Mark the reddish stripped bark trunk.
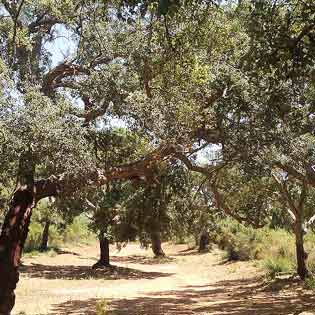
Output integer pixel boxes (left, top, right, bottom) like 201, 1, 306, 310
0, 189, 34, 315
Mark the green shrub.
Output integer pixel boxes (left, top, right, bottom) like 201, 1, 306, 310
24, 222, 42, 252
213, 219, 304, 279
215, 219, 263, 261
96, 299, 108, 315
307, 251, 315, 274
304, 276, 315, 290
63, 216, 94, 244
263, 257, 294, 279
24, 214, 95, 252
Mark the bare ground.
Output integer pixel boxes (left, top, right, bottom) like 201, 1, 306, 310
13, 243, 315, 315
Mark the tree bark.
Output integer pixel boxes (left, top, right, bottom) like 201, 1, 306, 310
40, 220, 50, 252
150, 231, 165, 257
92, 235, 110, 269
294, 219, 309, 280
0, 189, 34, 315
198, 230, 210, 252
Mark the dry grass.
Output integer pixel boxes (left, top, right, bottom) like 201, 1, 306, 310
13, 243, 315, 315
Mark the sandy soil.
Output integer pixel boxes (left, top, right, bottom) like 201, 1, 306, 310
13, 243, 315, 315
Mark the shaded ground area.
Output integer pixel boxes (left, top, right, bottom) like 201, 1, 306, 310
14, 243, 315, 315
50, 278, 315, 315
110, 255, 175, 265
20, 263, 172, 281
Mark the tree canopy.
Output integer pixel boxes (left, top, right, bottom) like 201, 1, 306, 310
1, 0, 315, 313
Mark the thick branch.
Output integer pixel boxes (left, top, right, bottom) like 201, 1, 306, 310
42, 62, 89, 95
210, 182, 265, 228
8, 0, 25, 64
298, 181, 307, 211
194, 127, 221, 144
307, 213, 315, 227
293, 23, 315, 46
274, 161, 306, 183
172, 149, 220, 178
272, 173, 299, 216
29, 16, 63, 33
35, 144, 221, 201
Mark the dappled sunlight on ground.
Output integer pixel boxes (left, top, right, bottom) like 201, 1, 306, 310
13, 243, 315, 315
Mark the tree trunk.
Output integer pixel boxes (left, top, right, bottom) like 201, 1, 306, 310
92, 235, 110, 269
294, 219, 309, 280
199, 231, 210, 252
40, 221, 50, 252
150, 231, 165, 257
0, 189, 34, 315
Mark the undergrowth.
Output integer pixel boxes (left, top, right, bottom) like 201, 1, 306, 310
212, 219, 315, 279
24, 215, 95, 253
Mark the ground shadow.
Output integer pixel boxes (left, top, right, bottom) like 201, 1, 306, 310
20, 263, 173, 281
172, 249, 210, 257
110, 255, 176, 265
55, 248, 81, 256
49, 277, 315, 315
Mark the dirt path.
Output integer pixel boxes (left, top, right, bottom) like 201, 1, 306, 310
13, 243, 315, 315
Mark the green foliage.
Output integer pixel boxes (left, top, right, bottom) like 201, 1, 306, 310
1, 0, 315, 293
215, 219, 264, 261
212, 218, 315, 280
263, 257, 295, 280
62, 216, 94, 244
120, 162, 189, 248
24, 222, 43, 252
304, 277, 315, 290
24, 214, 93, 252
96, 299, 108, 315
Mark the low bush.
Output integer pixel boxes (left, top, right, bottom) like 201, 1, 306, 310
304, 276, 315, 290
62, 216, 94, 244
24, 222, 43, 252
212, 218, 315, 279
214, 219, 264, 261
24, 215, 95, 252
263, 257, 295, 279
96, 299, 108, 315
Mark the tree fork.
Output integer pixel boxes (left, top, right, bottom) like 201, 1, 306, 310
0, 189, 34, 315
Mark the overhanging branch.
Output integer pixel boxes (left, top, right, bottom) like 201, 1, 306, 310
35, 144, 222, 201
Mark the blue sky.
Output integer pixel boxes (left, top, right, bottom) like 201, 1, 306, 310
45, 25, 78, 68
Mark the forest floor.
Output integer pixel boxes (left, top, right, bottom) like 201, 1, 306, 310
13, 242, 315, 315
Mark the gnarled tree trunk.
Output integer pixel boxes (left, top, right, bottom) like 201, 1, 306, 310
40, 220, 50, 252
0, 189, 34, 315
92, 234, 110, 269
294, 218, 308, 280
150, 231, 165, 257
198, 230, 210, 252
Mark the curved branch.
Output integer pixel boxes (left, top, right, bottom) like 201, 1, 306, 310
35, 144, 223, 201
42, 62, 89, 95
274, 161, 306, 183
210, 182, 265, 228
